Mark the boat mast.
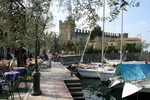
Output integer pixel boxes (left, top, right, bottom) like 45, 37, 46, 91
80, 30, 92, 63
120, 9, 123, 62
101, 0, 105, 63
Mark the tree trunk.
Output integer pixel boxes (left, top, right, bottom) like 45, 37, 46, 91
16, 46, 25, 67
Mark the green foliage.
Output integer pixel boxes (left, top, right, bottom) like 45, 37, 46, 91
65, 15, 76, 27
0, 0, 53, 50
90, 25, 102, 40
62, 37, 87, 54
63, 40, 74, 51
125, 43, 141, 52
0, 0, 53, 66
103, 43, 143, 53
85, 46, 94, 54
106, 46, 117, 53
85, 46, 100, 54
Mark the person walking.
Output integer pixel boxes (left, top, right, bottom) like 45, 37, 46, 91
48, 51, 53, 68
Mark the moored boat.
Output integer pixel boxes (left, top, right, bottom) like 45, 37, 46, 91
107, 62, 150, 99
77, 63, 116, 81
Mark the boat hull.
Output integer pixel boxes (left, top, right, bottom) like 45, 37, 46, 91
109, 80, 150, 99
78, 69, 114, 81
110, 88, 150, 100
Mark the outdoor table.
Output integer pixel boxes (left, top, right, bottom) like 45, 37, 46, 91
13, 67, 27, 76
3, 71, 20, 82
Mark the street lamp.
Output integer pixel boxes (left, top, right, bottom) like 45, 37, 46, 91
31, 9, 42, 96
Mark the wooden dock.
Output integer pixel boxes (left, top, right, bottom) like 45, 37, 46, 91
24, 61, 85, 100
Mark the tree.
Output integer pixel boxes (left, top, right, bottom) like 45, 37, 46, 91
0, 0, 27, 66
93, 36, 109, 53
139, 40, 150, 51
115, 39, 126, 52
125, 44, 135, 52
107, 46, 117, 53
90, 25, 102, 40
0, 0, 53, 66
41, 33, 54, 53
26, 0, 53, 54
94, 36, 102, 52
72, 37, 86, 55
63, 40, 74, 52
86, 45, 95, 54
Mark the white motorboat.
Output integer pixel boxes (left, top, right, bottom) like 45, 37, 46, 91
107, 62, 150, 99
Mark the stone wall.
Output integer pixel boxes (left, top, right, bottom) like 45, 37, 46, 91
59, 52, 150, 66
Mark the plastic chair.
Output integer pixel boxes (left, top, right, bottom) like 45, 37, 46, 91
0, 89, 11, 100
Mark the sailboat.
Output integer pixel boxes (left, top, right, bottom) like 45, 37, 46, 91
77, 0, 116, 81
103, 58, 122, 65
77, 62, 116, 81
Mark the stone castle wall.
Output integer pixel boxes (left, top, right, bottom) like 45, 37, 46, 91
59, 20, 128, 40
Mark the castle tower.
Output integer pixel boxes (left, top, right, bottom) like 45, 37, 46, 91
59, 19, 75, 40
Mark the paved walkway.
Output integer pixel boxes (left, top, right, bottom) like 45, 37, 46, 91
21, 61, 78, 100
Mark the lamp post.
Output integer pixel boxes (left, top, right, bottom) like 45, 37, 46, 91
53, 32, 57, 53
31, 14, 42, 96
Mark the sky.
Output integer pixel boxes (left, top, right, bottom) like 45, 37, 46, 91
50, 1, 150, 51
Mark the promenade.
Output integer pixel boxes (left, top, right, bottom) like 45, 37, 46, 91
12, 61, 80, 100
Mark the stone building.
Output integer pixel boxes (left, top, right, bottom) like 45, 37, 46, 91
108, 34, 141, 46
89, 34, 141, 49
0, 20, 15, 59
0, 26, 9, 59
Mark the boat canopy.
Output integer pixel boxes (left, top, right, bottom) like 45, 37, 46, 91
139, 64, 150, 78
114, 64, 150, 81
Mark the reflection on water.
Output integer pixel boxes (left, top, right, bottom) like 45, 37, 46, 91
79, 77, 127, 100
80, 77, 101, 90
